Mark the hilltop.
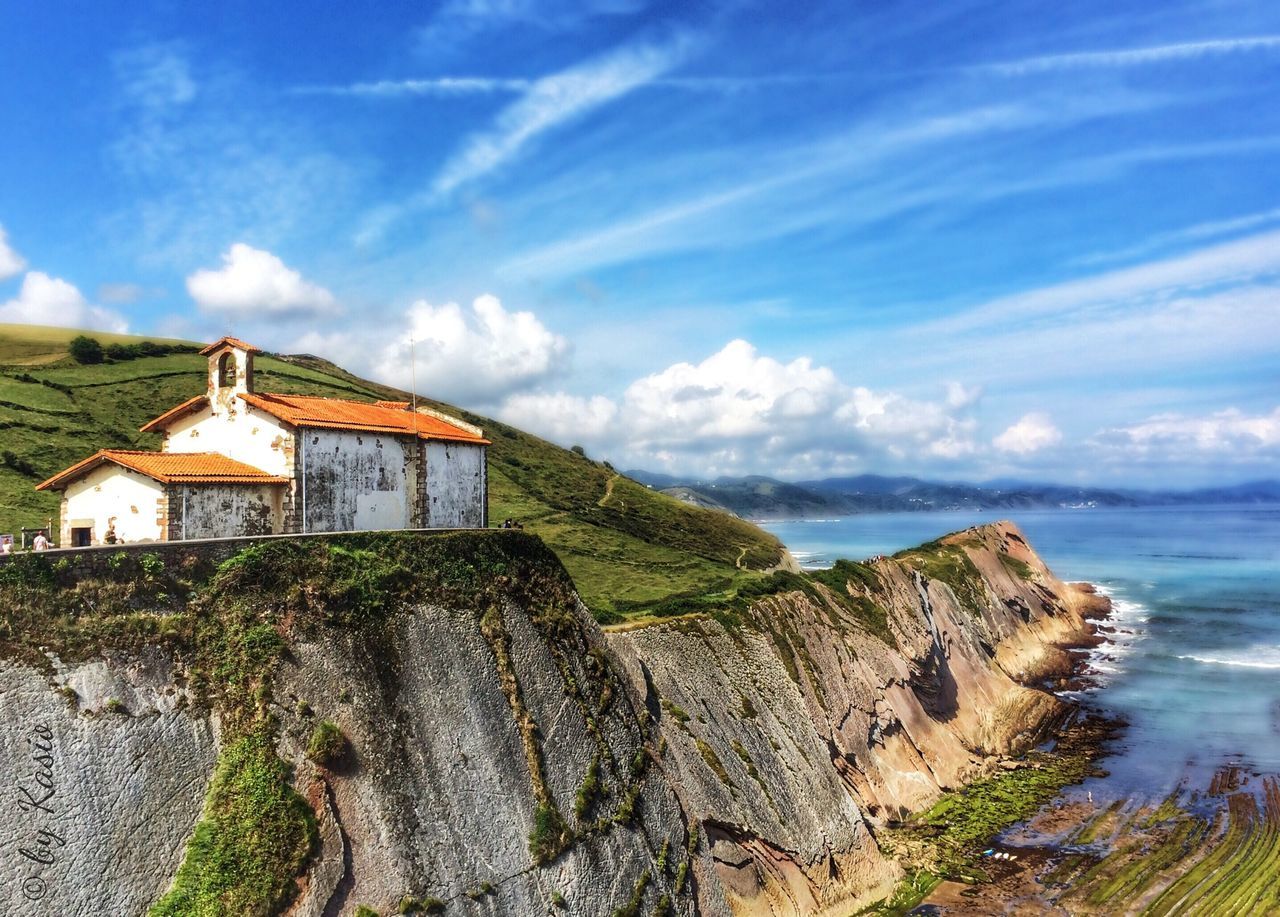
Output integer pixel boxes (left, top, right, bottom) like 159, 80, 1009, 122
0, 323, 786, 618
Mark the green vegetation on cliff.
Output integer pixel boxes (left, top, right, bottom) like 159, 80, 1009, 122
0, 530, 612, 913
0, 323, 784, 618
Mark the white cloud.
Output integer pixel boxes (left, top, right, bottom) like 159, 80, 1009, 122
98, 283, 148, 304
983, 35, 1280, 76
502, 339, 981, 476
114, 43, 197, 111
378, 295, 570, 404
500, 392, 619, 444
994, 413, 1062, 455
431, 34, 694, 198
186, 243, 340, 318
1094, 407, 1280, 457
0, 272, 127, 333
295, 77, 533, 98
0, 226, 25, 280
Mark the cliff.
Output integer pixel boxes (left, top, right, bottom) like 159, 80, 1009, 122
0, 522, 1102, 916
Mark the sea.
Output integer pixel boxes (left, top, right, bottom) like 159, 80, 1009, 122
762, 505, 1280, 802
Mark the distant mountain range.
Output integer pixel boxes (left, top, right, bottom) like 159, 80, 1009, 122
624, 471, 1280, 520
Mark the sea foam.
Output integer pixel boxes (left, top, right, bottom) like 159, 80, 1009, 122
1177, 645, 1280, 670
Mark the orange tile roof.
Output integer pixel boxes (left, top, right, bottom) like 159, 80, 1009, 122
240, 392, 490, 444
199, 336, 262, 355
37, 450, 288, 491
139, 389, 489, 444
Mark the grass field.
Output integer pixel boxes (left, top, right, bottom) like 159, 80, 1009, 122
0, 323, 786, 618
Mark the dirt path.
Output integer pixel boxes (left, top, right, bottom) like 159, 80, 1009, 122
597, 473, 619, 508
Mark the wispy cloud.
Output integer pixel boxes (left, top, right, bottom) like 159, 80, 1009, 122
299, 72, 834, 99
1072, 207, 1280, 267
416, 0, 648, 53
927, 228, 1280, 335
892, 231, 1280, 389
352, 32, 697, 243
430, 33, 696, 198
293, 77, 533, 98
981, 35, 1280, 75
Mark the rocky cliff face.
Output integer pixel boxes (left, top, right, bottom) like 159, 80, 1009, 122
0, 523, 1099, 916
604, 521, 1101, 916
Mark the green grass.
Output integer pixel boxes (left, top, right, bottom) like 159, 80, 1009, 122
0, 323, 785, 619
893, 538, 989, 617
150, 728, 318, 917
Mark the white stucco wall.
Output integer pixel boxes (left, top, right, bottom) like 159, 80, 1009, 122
163, 403, 295, 477
299, 429, 414, 533
424, 442, 487, 529
61, 466, 164, 545
176, 484, 284, 539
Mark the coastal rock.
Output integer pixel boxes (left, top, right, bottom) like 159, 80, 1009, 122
0, 521, 1096, 916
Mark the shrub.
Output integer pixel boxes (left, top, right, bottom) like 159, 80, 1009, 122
68, 335, 104, 364
105, 698, 126, 714
306, 720, 346, 765
354, 907, 380, 917
574, 756, 601, 820
528, 802, 571, 865
106, 342, 140, 361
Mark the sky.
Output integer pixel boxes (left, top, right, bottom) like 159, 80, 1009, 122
1, 0, 1278, 487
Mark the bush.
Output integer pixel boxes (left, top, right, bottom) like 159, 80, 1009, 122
68, 335, 104, 364
306, 720, 346, 765
106, 343, 140, 361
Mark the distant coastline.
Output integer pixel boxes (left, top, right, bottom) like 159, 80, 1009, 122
627, 469, 1280, 521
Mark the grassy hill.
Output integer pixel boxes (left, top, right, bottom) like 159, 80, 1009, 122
0, 324, 787, 619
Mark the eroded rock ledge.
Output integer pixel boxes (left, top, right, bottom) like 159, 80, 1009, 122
0, 522, 1101, 916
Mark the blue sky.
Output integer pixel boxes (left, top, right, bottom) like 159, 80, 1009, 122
1, 0, 1278, 486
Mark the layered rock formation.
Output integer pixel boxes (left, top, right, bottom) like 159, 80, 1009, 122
0, 522, 1100, 916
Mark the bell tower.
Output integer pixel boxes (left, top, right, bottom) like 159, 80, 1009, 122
199, 337, 260, 410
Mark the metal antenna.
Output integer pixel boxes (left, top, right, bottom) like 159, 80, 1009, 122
409, 333, 418, 414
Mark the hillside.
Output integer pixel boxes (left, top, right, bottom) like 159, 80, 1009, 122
0, 323, 786, 618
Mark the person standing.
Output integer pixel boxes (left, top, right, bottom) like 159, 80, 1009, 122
32, 531, 49, 551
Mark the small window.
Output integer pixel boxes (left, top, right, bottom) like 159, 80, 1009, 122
71, 526, 92, 547
218, 351, 235, 386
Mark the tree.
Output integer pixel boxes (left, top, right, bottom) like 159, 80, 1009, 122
68, 335, 104, 364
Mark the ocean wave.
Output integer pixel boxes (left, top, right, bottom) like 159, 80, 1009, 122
1177, 645, 1280, 670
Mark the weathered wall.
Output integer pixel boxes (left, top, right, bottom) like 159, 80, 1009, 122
0, 649, 216, 917
300, 429, 415, 533
163, 402, 295, 478
166, 482, 284, 540
60, 464, 163, 545
424, 441, 486, 529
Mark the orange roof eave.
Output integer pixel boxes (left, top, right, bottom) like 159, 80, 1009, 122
140, 394, 208, 433
199, 336, 262, 355
37, 450, 287, 491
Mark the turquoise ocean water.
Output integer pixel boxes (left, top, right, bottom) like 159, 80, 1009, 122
762, 506, 1280, 800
